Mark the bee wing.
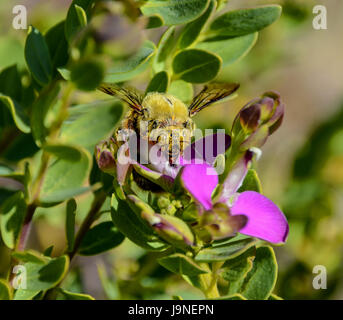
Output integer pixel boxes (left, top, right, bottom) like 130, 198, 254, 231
188, 83, 240, 116
98, 83, 144, 113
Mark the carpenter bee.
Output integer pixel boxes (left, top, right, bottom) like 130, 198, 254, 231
98, 82, 239, 164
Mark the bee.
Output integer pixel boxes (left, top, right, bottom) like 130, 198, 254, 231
98, 82, 239, 164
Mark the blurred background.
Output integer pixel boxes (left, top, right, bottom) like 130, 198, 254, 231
0, 0, 342, 299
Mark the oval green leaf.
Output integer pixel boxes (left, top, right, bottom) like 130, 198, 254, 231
158, 253, 208, 276
168, 80, 193, 104
0, 95, 30, 133
141, 0, 210, 26
172, 49, 221, 83
65, 0, 93, 43
79, 221, 125, 256
104, 41, 156, 83
24, 26, 52, 86
195, 237, 258, 262
146, 71, 169, 94
240, 246, 278, 300
178, 0, 215, 49
60, 100, 123, 153
0, 279, 13, 300
70, 59, 105, 92
196, 33, 258, 67
0, 191, 26, 249
209, 5, 282, 37
38, 147, 91, 204
111, 194, 167, 251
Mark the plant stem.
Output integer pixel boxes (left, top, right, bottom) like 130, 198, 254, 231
68, 191, 107, 260
198, 262, 221, 299
43, 191, 107, 300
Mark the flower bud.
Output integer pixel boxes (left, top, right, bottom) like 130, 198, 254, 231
232, 91, 284, 149
95, 138, 118, 175
142, 212, 195, 247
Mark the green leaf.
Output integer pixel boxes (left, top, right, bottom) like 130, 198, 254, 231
70, 59, 105, 91
65, 0, 93, 43
12, 250, 47, 264
172, 49, 221, 83
79, 221, 125, 255
30, 83, 61, 146
0, 191, 26, 249
14, 255, 69, 296
25, 26, 52, 86
0, 95, 30, 133
0, 279, 13, 300
43, 144, 83, 162
38, 147, 91, 204
221, 247, 255, 295
238, 168, 262, 193
209, 5, 282, 37
268, 293, 283, 300
14, 289, 40, 300
158, 253, 208, 276
153, 27, 175, 73
66, 199, 77, 253
146, 15, 164, 29
215, 293, 247, 300
146, 71, 169, 94
111, 194, 167, 251
104, 41, 156, 83
196, 33, 258, 67
240, 246, 278, 300
58, 288, 95, 300
60, 100, 123, 153
168, 80, 193, 104
0, 65, 22, 101
45, 21, 69, 70
141, 0, 210, 26
178, 0, 215, 49
195, 237, 258, 262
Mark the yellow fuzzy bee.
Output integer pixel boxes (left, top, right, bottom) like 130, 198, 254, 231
98, 82, 239, 162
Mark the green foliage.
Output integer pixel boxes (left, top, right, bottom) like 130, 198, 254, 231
38, 147, 91, 204
104, 41, 156, 83
238, 169, 262, 193
209, 5, 282, 36
195, 237, 258, 262
0, 95, 30, 133
196, 33, 258, 67
79, 221, 125, 255
239, 246, 278, 299
70, 59, 105, 91
14, 255, 69, 299
0, 0, 286, 300
24, 26, 52, 86
145, 71, 169, 94
158, 253, 208, 276
0, 279, 13, 300
172, 49, 221, 83
141, 0, 210, 26
0, 192, 27, 249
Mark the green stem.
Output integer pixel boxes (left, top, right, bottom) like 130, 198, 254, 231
198, 262, 222, 299
43, 191, 107, 300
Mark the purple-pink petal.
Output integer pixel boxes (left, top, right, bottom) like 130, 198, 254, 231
230, 191, 289, 244
181, 163, 218, 211
220, 151, 253, 201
